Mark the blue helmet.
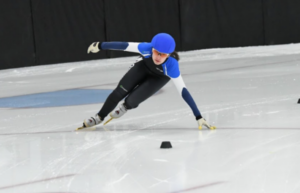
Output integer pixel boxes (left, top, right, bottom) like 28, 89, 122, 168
151, 33, 176, 54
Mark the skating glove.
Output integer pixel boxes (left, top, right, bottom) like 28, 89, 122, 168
87, 42, 100, 53
197, 118, 216, 130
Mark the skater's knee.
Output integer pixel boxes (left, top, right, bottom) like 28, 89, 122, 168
124, 98, 139, 109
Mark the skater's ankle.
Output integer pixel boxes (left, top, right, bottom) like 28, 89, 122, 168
97, 113, 104, 121
123, 103, 130, 110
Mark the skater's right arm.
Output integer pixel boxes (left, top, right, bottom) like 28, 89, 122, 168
87, 42, 152, 55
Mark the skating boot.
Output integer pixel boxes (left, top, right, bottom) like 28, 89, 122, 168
104, 103, 127, 125
76, 114, 102, 130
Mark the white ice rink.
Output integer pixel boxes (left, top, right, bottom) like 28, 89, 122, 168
0, 44, 300, 193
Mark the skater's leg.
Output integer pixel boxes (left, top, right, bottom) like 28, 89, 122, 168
98, 61, 147, 119
103, 76, 169, 125
125, 76, 170, 109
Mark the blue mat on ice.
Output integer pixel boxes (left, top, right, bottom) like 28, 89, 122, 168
0, 89, 113, 108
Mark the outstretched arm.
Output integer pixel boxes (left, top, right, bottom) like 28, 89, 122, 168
87, 42, 152, 55
171, 75, 216, 130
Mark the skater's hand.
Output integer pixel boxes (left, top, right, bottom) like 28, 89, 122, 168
197, 118, 216, 130
87, 42, 100, 54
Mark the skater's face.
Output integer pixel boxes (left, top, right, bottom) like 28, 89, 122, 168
152, 48, 169, 65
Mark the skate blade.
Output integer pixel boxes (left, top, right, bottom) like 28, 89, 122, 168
76, 126, 97, 131
76, 126, 85, 131
103, 117, 113, 125
198, 126, 216, 130
76, 123, 87, 131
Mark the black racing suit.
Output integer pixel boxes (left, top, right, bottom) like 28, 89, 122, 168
98, 57, 171, 120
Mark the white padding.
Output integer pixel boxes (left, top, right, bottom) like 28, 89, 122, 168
171, 75, 186, 94
125, 42, 140, 53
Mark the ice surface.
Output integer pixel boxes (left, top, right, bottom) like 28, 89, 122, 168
0, 44, 300, 193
